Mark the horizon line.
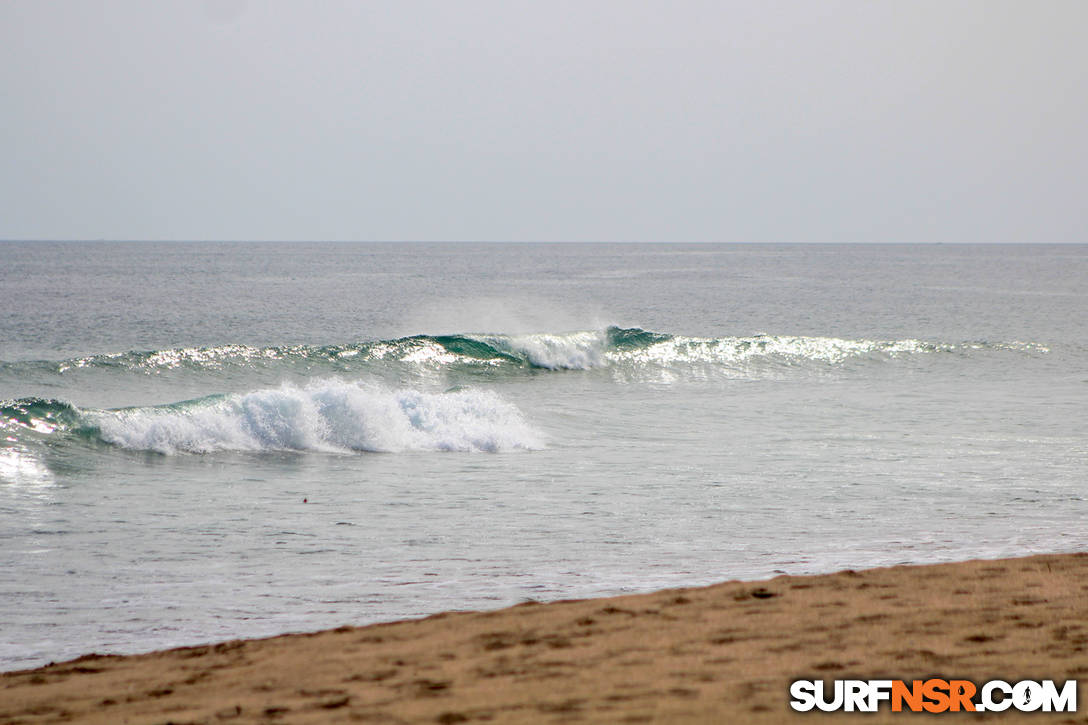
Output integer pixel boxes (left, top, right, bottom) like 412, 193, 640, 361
2, 239, 1085, 245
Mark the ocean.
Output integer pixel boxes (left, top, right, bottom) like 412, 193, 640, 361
1, 242, 1085, 671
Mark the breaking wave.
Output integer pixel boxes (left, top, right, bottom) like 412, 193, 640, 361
0, 382, 543, 455
0, 327, 1049, 376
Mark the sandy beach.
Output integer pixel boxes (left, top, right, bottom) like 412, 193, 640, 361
3, 552, 1086, 724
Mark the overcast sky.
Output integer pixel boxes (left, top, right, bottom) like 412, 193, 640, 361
1, 1, 1085, 242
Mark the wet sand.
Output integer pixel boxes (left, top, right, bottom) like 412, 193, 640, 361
3, 552, 1087, 724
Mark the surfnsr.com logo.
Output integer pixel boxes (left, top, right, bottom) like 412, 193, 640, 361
790, 679, 1077, 713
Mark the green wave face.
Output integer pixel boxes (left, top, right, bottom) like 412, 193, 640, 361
427, 335, 523, 364
605, 326, 673, 350
0, 397, 83, 433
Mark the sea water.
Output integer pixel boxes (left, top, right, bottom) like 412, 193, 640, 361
1, 242, 1085, 670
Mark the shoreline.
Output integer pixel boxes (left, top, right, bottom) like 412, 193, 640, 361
3, 552, 1087, 723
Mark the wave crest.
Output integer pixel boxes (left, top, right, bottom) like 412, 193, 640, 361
1, 327, 1049, 377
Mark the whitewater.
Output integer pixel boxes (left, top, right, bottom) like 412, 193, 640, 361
1, 242, 1086, 670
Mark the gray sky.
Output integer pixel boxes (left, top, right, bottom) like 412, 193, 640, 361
1, 0, 1085, 242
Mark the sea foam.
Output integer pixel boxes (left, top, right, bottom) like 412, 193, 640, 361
90, 381, 542, 454
473, 330, 609, 370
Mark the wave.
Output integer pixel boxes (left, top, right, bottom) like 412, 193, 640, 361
0, 382, 542, 455
0, 327, 1049, 376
